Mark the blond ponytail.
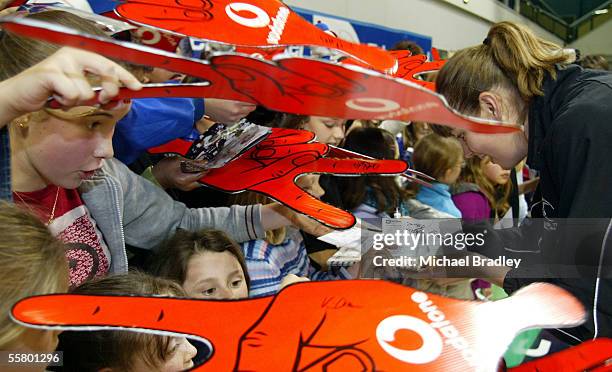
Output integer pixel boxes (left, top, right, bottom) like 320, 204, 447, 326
486, 21, 571, 99
433, 22, 570, 137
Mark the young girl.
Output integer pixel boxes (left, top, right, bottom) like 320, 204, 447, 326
338, 127, 455, 220
337, 127, 409, 219
3, 10, 326, 288
56, 272, 198, 371
148, 229, 250, 300
452, 156, 512, 221
412, 133, 464, 218
0, 202, 68, 372
272, 113, 347, 266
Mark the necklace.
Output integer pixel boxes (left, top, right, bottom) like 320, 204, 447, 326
14, 186, 60, 225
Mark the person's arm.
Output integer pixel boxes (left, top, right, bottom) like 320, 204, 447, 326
104, 159, 330, 246
112, 97, 203, 164
518, 177, 539, 195
0, 47, 141, 126
203, 99, 256, 124
103, 158, 263, 244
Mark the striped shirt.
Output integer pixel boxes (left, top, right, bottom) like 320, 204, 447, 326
242, 227, 351, 297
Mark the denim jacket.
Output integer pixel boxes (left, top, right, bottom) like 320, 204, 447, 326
79, 158, 263, 273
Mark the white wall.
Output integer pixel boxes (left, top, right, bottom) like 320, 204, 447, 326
284, 0, 563, 50
568, 19, 612, 56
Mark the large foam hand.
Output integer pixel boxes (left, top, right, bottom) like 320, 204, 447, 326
200, 128, 408, 229
12, 281, 585, 371
0, 16, 520, 134
114, 0, 397, 73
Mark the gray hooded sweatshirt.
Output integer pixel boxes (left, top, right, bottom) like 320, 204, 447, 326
78, 158, 264, 274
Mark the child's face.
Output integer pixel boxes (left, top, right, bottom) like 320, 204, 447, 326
440, 157, 464, 186
482, 159, 511, 185
303, 116, 345, 146
146, 67, 183, 83
14, 103, 130, 190
131, 337, 197, 372
412, 122, 432, 143
183, 251, 248, 300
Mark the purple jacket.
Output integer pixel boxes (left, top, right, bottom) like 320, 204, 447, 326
451, 183, 490, 220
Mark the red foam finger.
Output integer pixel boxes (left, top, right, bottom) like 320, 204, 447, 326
258, 128, 316, 146
251, 180, 356, 229
202, 149, 322, 191
305, 157, 408, 176
148, 138, 193, 156
12, 281, 586, 371
12, 293, 273, 371
2, 17, 521, 133
116, 0, 396, 73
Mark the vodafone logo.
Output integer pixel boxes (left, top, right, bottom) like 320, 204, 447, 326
376, 315, 443, 364
345, 98, 401, 113
377, 291, 477, 367
134, 28, 162, 45
225, 3, 271, 28
225, 2, 290, 44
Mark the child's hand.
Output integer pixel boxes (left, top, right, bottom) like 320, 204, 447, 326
279, 274, 309, 290
203, 128, 408, 229
0, 6, 17, 17
204, 99, 256, 124
151, 157, 207, 191
261, 203, 334, 237
0, 47, 142, 125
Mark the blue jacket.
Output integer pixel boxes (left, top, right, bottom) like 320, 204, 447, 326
113, 97, 204, 164
416, 182, 462, 218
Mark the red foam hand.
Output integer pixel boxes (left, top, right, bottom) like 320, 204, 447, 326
392, 53, 445, 91
115, 0, 396, 73
508, 338, 612, 372
342, 51, 445, 91
12, 281, 585, 371
0, 17, 520, 133
148, 138, 194, 157
200, 128, 407, 229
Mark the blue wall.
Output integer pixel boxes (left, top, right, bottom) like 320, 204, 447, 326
292, 6, 432, 53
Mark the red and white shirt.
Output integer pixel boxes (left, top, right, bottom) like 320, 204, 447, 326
14, 186, 111, 288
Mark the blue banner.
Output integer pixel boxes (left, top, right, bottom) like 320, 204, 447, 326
292, 6, 432, 54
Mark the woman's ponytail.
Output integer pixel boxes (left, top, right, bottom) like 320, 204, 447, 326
486, 21, 571, 100
432, 21, 571, 137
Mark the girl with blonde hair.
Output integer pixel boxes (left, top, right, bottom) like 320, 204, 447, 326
412, 133, 464, 218
0, 202, 68, 365
452, 156, 512, 221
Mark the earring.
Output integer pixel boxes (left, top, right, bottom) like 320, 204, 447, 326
14, 115, 30, 128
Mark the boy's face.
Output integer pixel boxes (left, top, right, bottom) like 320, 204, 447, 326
130, 337, 197, 372
183, 251, 249, 300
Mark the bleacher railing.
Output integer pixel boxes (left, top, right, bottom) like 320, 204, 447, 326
519, 0, 612, 42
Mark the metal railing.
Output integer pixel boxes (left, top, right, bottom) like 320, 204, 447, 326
519, 0, 612, 42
